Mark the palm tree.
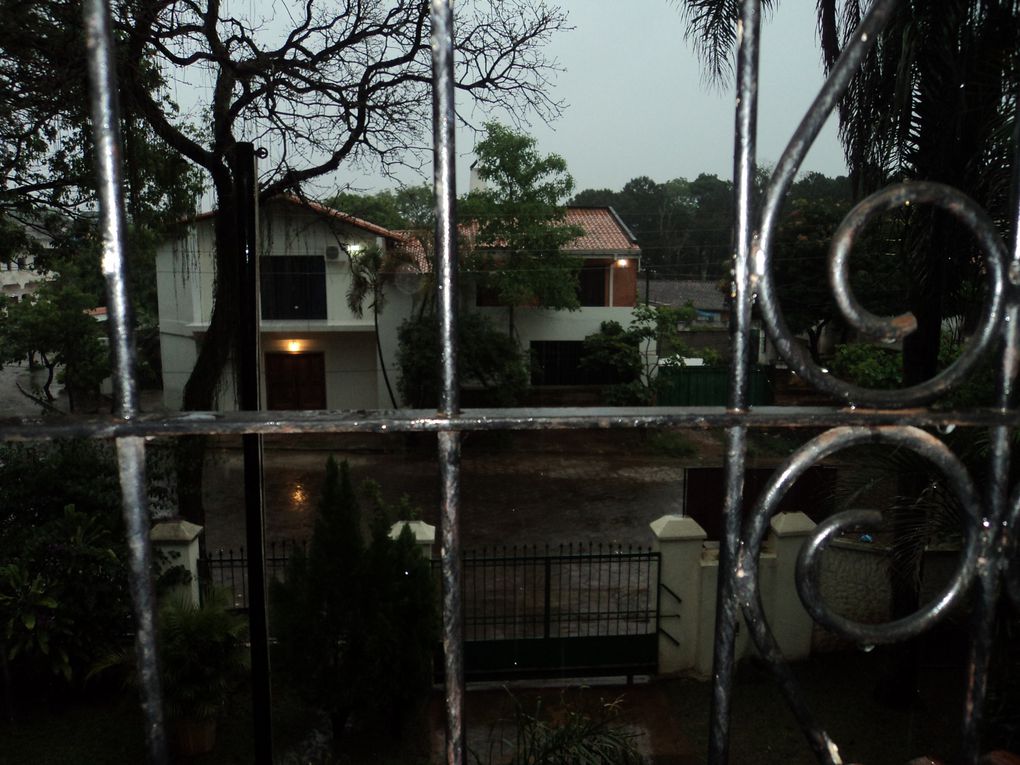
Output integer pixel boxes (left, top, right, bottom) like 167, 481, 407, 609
674, 0, 1019, 383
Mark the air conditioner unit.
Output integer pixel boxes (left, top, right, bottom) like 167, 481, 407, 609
325, 245, 340, 260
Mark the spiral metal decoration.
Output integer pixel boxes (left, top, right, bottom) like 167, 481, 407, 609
709, 0, 1020, 763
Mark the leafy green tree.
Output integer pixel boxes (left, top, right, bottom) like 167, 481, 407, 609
0, 440, 131, 713
573, 173, 733, 280
830, 342, 903, 390
0, 280, 108, 411
461, 122, 584, 334
0, 0, 200, 223
580, 304, 699, 404
396, 312, 528, 408
346, 245, 424, 408
675, 0, 1019, 385
327, 184, 434, 231
272, 458, 364, 738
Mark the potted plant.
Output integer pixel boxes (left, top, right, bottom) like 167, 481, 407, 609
92, 589, 248, 756
157, 589, 249, 755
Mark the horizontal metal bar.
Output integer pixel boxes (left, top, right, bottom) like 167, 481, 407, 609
2, 406, 1018, 440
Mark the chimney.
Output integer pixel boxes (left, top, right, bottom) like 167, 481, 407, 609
469, 160, 487, 193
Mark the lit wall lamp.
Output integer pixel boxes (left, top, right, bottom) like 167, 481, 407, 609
287, 340, 302, 353
615, 258, 630, 268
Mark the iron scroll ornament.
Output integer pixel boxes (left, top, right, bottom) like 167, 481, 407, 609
756, 181, 1008, 408
721, 0, 1017, 762
734, 426, 985, 765
746, 0, 1010, 409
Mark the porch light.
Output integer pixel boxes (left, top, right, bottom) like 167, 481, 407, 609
287, 340, 302, 353
615, 258, 629, 268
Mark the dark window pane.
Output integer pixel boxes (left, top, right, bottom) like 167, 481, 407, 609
260, 256, 326, 320
531, 340, 589, 385
577, 263, 607, 306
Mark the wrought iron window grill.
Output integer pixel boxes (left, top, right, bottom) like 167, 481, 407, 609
2, 0, 1018, 763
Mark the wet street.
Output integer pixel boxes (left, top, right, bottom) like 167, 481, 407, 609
200, 432, 704, 555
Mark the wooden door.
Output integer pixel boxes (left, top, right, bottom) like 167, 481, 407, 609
264, 352, 326, 410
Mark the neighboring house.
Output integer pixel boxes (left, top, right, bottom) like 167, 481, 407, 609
157, 195, 412, 411
647, 279, 728, 325
646, 278, 765, 363
156, 198, 641, 409
469, 206, 641, 386
0, 222, 53, 303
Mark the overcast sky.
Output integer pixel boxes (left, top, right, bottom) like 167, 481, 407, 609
343, 1, 849, 196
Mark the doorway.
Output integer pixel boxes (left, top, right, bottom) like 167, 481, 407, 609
264, 352, 326, 410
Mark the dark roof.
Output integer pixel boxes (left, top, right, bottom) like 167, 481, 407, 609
647, 280, 727, 312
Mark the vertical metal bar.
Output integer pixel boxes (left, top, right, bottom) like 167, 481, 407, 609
543, 556, 552, 639
709, 2, 760, 763
961, 86, 1020, 764
81, 2, 166, 762
233, 142, 274, 764
431, 1, 463, 756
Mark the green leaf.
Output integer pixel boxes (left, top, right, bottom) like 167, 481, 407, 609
21, 612, 35, 630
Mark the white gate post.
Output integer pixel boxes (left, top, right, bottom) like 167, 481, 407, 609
150, 518, 203, 604
651, 514, 707, 673
768, 511, 816, 661
390, 519, 437, 558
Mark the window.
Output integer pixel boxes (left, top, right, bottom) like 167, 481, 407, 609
530, 340, 612, 385
260, 256, 326, 320
577, 262, 607, 306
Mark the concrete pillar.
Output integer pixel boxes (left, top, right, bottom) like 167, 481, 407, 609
390, 519, 437, 559
768, 511, 816, 661
650, 514, 707, 673
150, 518, 203, 604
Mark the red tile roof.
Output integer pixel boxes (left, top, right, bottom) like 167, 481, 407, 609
561, 207, 639, 252
389, 206, 639, 272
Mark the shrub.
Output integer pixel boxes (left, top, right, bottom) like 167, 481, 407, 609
397, 312, 528, 407
476, 692, 644, 765
0, 505, 131, 694
272, 458, 438, 740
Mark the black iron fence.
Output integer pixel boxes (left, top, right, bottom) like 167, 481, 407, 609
201, 540, 306, 611
451, 544, 660, 680
454, 544, 658, 641
203, 541, 659, 651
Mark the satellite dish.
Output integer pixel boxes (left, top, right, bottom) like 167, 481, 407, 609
394, 262, 423, 295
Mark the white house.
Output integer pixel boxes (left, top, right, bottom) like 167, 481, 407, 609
0, 221, 54, 303
156, 198, 642, 410
157, 195, 412, 411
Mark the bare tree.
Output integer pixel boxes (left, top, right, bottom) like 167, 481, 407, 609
113, 0, 569, 521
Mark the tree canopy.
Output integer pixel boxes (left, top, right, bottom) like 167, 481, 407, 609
461, 122, 583, 316
674, 0, 1020, 385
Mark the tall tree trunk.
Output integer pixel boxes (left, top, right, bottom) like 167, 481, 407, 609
177, 169, 241, 527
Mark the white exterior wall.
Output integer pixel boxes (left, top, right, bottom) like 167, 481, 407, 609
156, 201, 399, 411
0, 256, 45, 301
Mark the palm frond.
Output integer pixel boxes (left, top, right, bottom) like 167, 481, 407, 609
670, 0, 777, 86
